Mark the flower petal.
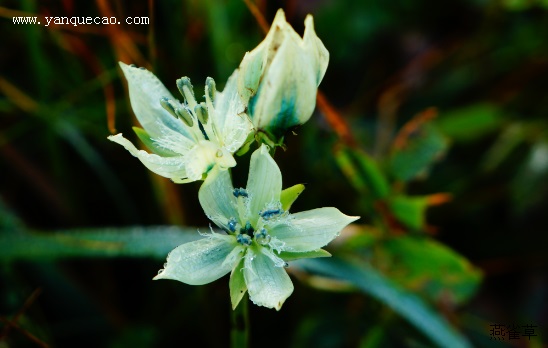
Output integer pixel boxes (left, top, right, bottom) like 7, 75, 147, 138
246, 145, 282, 224
303, 15, 329, 86
243, 246, 293, 310
237, 10, 285, 102
211, 70, 254, 153
119, 62, 193, 140
154, 234, 238, 285
199, 168, 238, 230
132, 127, 178, 157
108, 133, 187, 181
269, 207, 359, 252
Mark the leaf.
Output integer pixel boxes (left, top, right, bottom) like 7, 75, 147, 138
335, 146, 390, 199
390, 124, 448, 182
279, 249, 331, 261
229, 258, 247, 310
387, 195, 429, 231
435, 104, 502, 142
481, 123, 525, 172
381, 236, 483, 305
510, 140, 548, 214
295, 257, 472, 348
0, 226, 202, 261
0, 197, 25, 233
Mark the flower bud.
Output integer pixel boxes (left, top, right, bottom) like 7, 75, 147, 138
238, 9, 329, 145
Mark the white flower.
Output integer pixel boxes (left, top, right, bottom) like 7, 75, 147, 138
109, 62, 253, 183
154, 145, 359, 310
238, 9, 329, 146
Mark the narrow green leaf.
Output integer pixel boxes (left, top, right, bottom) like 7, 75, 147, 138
296, 257, 472, 348
0, 226, 201, 261
335, 146, 390, 199
435, 104, 502, 142
510, 141, 548, 214
229, 258, 247, 310
279, 249, 331, 261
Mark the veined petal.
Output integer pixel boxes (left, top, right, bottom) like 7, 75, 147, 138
246, 145, 282, 224
237, 10, 282, 102
249, 32, 317, 138
199, 168, 238, 230
243, 246, 293, 310
119, 62, 193, 140
133, 127, 178, 157
303, 15, 329, 86
211, 70, 254, 153
153, 123, 197, 155
184, 141, 236, 182
269, 207, 359, 252
154, 234, 238, 285
108, 134, 187, 181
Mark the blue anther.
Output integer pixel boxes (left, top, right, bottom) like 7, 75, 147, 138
227, 218, 237, 233
259, 208, 283, 220
236, 233, 252, 246
233, 188, 249, 198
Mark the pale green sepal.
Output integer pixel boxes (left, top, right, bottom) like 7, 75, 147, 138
243, 246, 293, 311
132, 127, 178, 157
269, 207, 359, 252
154, 234, 237, 285
246, 144, 282, 224
279, 249, 331, 261
280, 184, 305, 211
229, 258, 247, 310
198, 169, 238, 230
108, 133, 187, 181
119, 62, 191, 140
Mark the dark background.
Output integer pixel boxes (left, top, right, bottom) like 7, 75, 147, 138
1, 0, 547, 347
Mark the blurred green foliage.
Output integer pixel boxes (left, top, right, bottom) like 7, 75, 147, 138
1, 0, 547, 347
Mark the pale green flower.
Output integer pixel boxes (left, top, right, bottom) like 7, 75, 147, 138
238, 9, 329, 146
109, 62, 253, 183
154, 144, 358, 310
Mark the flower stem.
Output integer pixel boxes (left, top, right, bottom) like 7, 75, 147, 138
231, 294, 249, 348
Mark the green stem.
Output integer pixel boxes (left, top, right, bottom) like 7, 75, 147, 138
231, 294, 249, 348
